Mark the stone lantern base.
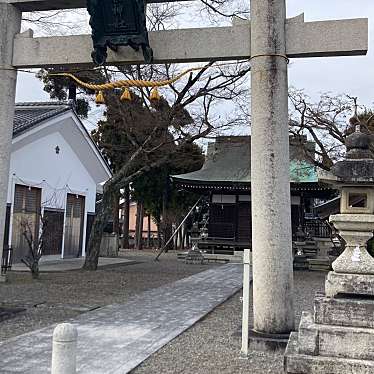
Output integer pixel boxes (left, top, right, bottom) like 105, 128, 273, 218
284, 278, 374, 373
284, 213, 374, 373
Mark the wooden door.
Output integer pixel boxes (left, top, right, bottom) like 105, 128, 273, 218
12, 184, 41, 263
43, 210, 64, 256
291, 205, 300, 239
208, 203, 236, 239
237, 202, 251, 242
64, 194, 85, 258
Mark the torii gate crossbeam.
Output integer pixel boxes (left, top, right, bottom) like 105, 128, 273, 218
12, 16, 368, 68
7, 0, 186, 11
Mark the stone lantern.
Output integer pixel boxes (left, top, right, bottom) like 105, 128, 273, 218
324, 123, 374, 281
285, 121, 374, 373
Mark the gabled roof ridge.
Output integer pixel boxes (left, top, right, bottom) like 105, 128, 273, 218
15, 101, 71, 107
12, 102, 113, 180
13, 102, 72, 137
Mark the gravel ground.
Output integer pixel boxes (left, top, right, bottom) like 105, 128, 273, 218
132, 270, 326, 374
0, 250, 219, 342
1, 252, 326, 373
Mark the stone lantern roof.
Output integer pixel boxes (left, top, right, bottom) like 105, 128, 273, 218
331, 122, 374, 184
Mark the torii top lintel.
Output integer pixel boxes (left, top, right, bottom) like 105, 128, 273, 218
12, 14, 368, 68
6, 0, 186, 11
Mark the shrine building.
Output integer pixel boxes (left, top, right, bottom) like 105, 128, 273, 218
171, 136, 334, 253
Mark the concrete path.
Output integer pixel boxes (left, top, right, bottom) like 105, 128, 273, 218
11, 256, 135, 272
0, 264, 244, 373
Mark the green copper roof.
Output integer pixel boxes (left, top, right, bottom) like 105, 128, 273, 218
172, 136, 318, 185
289, 160, 318, 183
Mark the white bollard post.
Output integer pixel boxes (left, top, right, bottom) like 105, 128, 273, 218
51, 323, 78, 374
241, 249, 251, 357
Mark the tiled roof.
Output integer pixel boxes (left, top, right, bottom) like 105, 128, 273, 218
13, 102, 72, 137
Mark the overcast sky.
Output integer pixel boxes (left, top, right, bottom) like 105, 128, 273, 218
16, 0, 373, 110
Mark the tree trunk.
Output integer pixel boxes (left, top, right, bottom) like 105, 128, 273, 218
113, 189, 120, 235
83, 186, 113, 270
181, 223, 186, 250
135, 201, 144, 250
122, 185, 130, 249
147, 214, 151, 248
161, 183, 173, 252
31, 261, 39, 279
134, 203, 140, 249
163, 220, 173, 253
157, 221, 162, 248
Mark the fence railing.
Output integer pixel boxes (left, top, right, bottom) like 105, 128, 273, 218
304, 220, 331, 238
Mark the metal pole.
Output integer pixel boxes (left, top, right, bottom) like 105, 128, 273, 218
154, 197, 201, 261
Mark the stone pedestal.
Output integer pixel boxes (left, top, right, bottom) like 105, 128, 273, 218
185, 249, 205, 265
100, 233, 119, 257
293, 241, 308, 270
285, 214, 374, 373
329, 214, 374, 274
285, 289, 374, 373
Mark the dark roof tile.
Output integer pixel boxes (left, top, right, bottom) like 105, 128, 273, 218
13, 102, 72, 137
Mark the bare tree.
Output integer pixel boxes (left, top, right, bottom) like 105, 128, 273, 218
30, 2, 251, 270
196, 0, 249, 22
21, 9, 88, 36
288, 89, 373, 171
20, 216, 47, 279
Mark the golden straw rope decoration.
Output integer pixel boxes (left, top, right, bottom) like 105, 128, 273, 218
49, 66, 204, 104
48, 61, 247, 105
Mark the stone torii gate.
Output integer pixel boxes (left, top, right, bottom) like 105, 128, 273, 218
0, 0, 368, 341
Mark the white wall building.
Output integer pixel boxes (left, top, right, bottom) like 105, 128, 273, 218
5, 102, 112, 262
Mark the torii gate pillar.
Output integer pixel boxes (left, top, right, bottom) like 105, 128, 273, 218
250, 0, 295, 338
0, 4, 20, 282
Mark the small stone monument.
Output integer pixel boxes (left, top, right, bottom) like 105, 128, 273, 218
100, 232, 119, 257
293, 225, 308, 270
285, 121, 374, 373
185, 222, 205, 265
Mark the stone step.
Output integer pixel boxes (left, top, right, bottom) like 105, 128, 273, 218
177, 251, 242, 263
298, 312, 374, 360
285, 332, 374, 374
307, 258, 331, 272
314, 294, 374, 329
203, 253, 242, 263
294, 263, 309, 271
308, 266, 331, 272
308, 258, 330, 264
